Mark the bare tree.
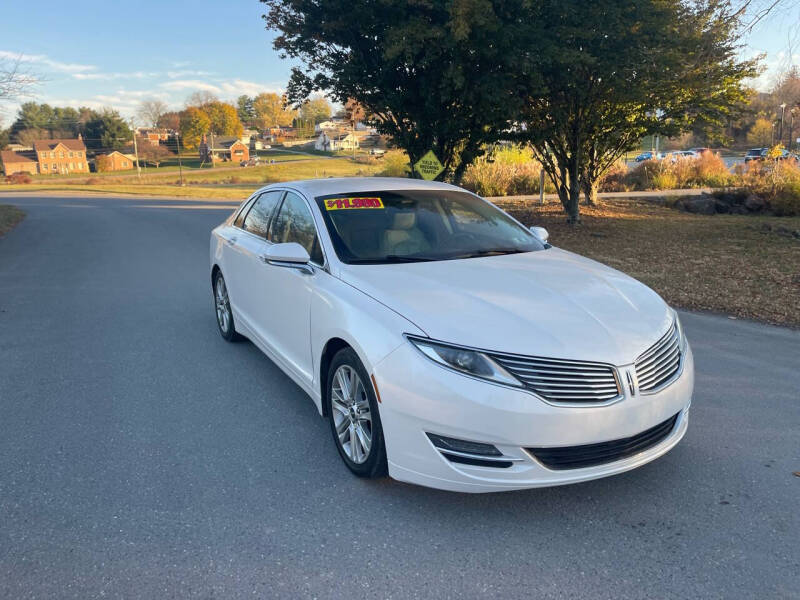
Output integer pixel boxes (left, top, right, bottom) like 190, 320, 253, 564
185, 91, 219, 109
136, 100, 169, 127
0, 55, 38, 113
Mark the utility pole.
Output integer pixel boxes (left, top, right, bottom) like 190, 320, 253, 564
779, 103, 787, 146
176, 132, 184, 186
131, 121, 142, 179
210, 131, 215, 168
789, 108, 796, 152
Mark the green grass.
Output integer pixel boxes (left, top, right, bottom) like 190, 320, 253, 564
0, 204, 25, 235
0, 156, 384, 199
122, 157, 380, 185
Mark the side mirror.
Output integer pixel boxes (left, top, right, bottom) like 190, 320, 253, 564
262, 242, 312, 272
530, 226, 549, 244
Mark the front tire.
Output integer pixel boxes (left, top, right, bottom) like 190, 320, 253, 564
213, 271, 242, 342
326, 348, 387, 478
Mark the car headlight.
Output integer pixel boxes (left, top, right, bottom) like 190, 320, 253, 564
407, 336, 521, 386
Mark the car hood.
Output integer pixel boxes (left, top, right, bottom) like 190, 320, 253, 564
339, 248, 672, 365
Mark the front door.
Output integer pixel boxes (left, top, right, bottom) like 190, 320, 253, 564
246, 191, 325, 383
224, 190, 284, 328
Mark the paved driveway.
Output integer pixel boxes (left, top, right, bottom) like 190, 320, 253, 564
0, 194, 797, 599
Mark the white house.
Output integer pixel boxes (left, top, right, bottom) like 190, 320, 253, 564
337, 133, 360, 151
314, 132, 336, 152
315, 120, 339, 132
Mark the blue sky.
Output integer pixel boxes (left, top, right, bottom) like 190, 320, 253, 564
0, 0, 797, 124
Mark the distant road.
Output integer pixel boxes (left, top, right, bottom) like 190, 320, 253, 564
0, 193, 797, 599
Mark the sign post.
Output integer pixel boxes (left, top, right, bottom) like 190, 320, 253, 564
413, 150, 445, 181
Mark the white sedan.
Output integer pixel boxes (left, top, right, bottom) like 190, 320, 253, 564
210, 178, 693, 492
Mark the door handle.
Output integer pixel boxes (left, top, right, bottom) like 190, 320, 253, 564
225, 236, 237, 246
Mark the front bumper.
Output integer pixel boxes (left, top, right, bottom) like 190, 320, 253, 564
373, 342, 694, 493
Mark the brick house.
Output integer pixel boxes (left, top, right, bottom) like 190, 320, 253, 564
198, 135, 249, 163
0, 150, 39, 175
95, 151, 138, 172
33, 138, 89, 175
136, 128, 171, 146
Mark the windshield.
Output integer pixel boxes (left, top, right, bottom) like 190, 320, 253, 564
315, 189, 545, 264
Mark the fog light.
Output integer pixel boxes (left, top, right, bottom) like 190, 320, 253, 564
427, 433, 502, 456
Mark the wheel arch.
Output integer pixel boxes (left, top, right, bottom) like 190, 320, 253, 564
211, 264, 221, 290
318, 337, 353, 418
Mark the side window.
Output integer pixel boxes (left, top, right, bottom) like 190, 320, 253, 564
269, 192, 324, 264
234, 196, 257, 228
241, 191, 283, 237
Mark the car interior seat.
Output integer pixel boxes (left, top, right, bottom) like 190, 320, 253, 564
381, 212, 432, 256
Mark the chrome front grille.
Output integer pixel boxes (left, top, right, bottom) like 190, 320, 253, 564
489, 353, 621, 404
635, 321, 682, 392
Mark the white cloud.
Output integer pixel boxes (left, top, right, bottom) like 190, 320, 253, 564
218, 79, 283, 96
159, 79, 223, 93
0, 50, 96, 74
166, 69, 212, 79
73, 71, 159, 81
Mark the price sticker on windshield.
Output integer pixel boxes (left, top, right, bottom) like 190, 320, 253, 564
325, 197, 384, 210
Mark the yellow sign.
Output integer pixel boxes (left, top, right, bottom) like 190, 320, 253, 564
325, 197, 384, 210
414, 150, 444, 181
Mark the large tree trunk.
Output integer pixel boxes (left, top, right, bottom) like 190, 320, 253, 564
565, 146, 581, 224
582, 178, 598, 206
566, 175, 581, 223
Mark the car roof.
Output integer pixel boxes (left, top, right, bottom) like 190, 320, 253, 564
261, 177, 463, 198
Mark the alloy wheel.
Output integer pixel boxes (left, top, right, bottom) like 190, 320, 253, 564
215, 276, 231, 334
330, 364, 373, 464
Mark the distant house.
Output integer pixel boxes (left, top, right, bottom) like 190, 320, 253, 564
95, 151, 138, 172
136, 128, 171, 146
32, 137, 89, 175
337, 133, 360, 151
198, 135, 249, 163
315, 120, 339, 132
240, 129, 259, 146
1, 150, 38, 175
314, 132, 336, 152
314, 132, 360, 152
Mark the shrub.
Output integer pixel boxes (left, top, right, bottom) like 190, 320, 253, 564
624, 152, 732, 190
377, 151, 411, 177
597, 159, 629, 192
5, 173, 32, 184
771, 180, 800, 216
461, 145, 545, 196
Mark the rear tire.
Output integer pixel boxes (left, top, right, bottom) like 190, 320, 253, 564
213, 271, 242, 342
326, 348, 387, 478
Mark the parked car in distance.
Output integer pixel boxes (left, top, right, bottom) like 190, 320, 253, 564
773, 148, 798, 161
209, 178, 694, 492
240, 157, 261, 167
634, 151, 658, 162
689, 147, 710, 154
368, 148, 385, 156
744, 147, 767, 162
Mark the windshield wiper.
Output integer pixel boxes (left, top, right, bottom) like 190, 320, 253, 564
449, 248, 529, 259
349, 255, 438, 264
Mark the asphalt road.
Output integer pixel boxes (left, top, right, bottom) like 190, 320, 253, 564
0, 194, 798, 599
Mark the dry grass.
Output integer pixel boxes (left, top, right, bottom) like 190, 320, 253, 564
497, 198, 800, 327
0, 205, 25, 236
